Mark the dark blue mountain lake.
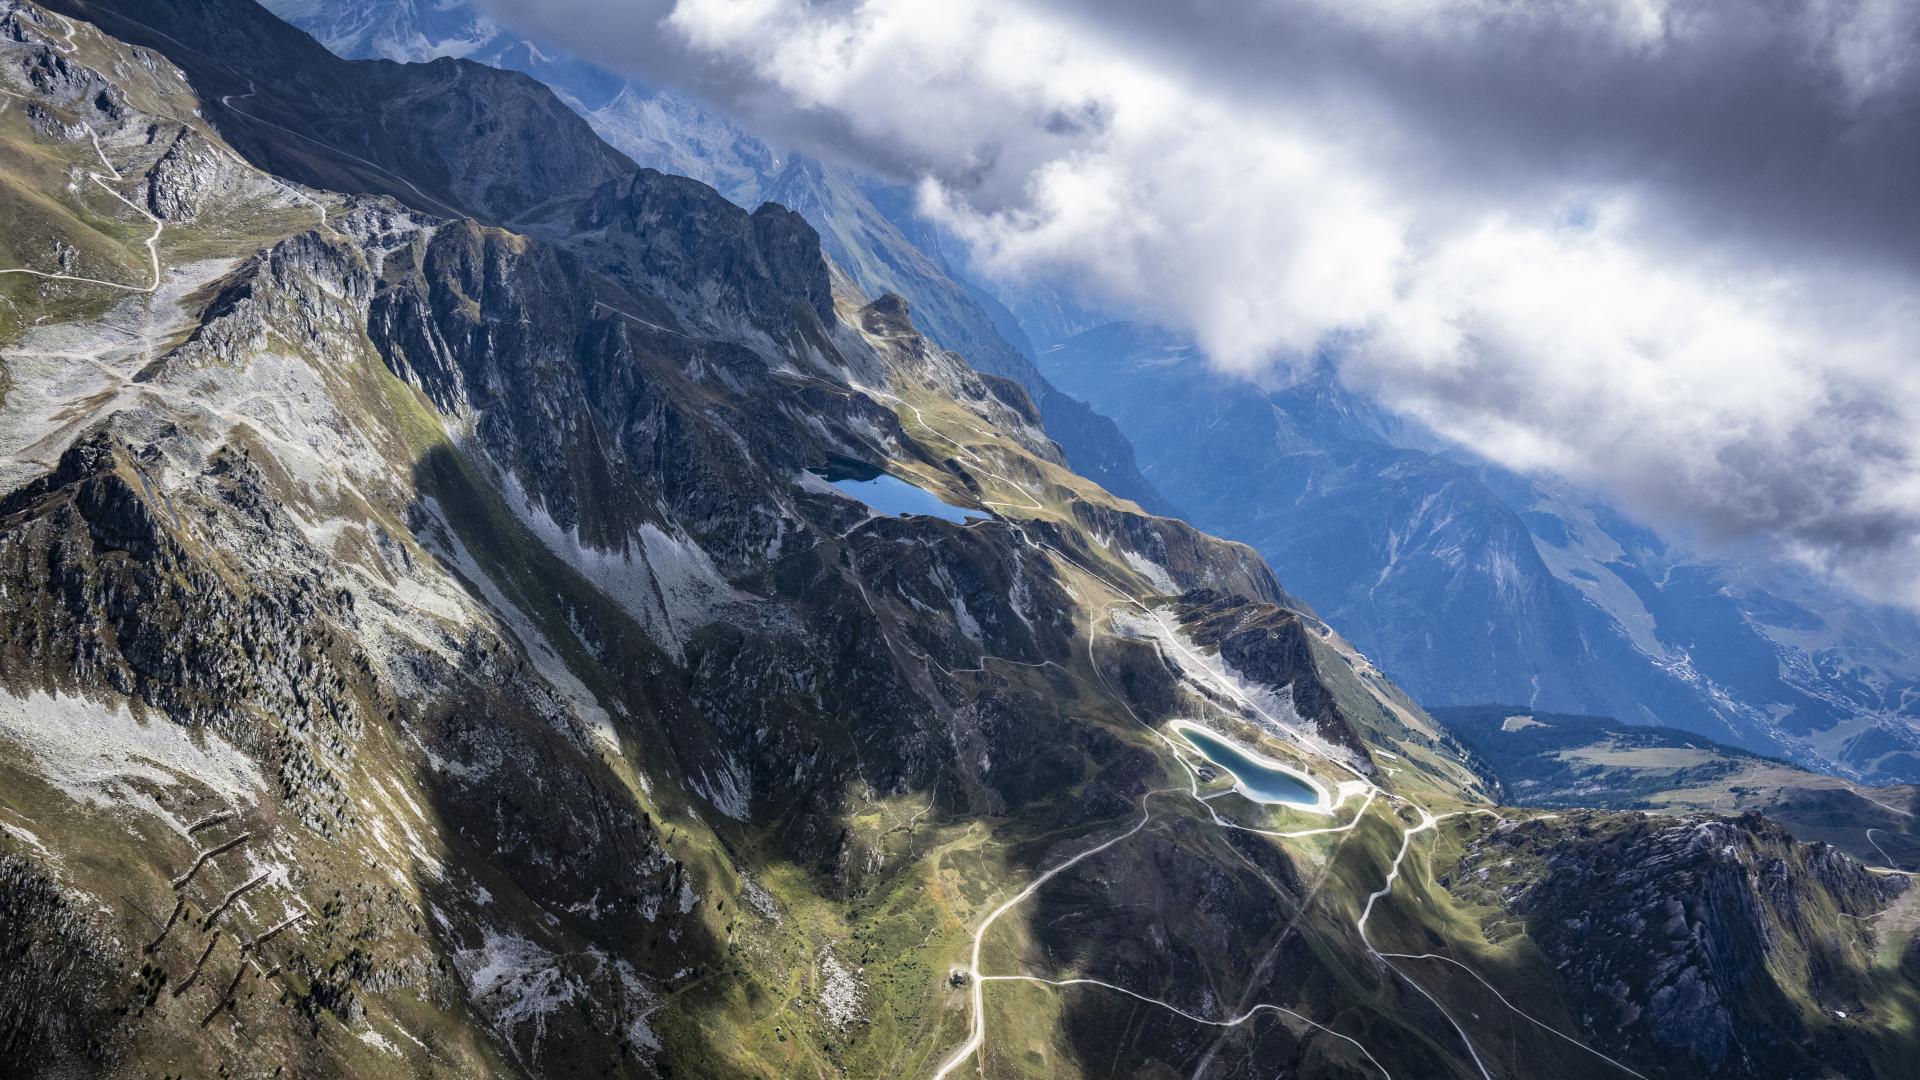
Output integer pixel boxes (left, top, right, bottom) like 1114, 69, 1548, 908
1177, 724, 1322, 807
815, 465, 986, 525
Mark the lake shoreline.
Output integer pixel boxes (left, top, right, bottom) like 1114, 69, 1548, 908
1167, 718, 1336, 815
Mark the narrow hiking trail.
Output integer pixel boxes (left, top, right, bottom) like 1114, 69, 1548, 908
0, 121, 163, 293
977, 973, 1392, 1076
217, 82, 466, 220
851, 379, 1049, 515
1, 77, 331, 300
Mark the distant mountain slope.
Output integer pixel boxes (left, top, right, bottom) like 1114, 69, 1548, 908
55, 0, 633, 225
1433, 704, 1920, 871
258, 0, 1174, 515
1038, 322, 1920, 782
254, 0, 497, 61
752, 160, 1172, 514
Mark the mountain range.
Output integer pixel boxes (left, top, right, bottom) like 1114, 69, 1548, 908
1037, 323, 1920, 784
261, 0, 1174, 519
0, 1, 1916, 1077
263, 0, 1920, 795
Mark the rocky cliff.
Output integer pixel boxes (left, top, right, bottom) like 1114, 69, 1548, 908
1447, 812, 1902, 1078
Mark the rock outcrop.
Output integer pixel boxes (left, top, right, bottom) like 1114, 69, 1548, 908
1450, 810, 1902, 1078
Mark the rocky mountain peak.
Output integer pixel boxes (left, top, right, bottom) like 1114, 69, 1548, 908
860, 290, 914, 333
572, 168, 834, 336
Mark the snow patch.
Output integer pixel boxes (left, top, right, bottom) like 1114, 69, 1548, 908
1111, 609, 1368, 777
690, 754, 751, 822
0, 819, 51, 858
930, 564, 982, 642
418, 497, 620, 754
498, 473, 741, 659
453, 929, 580, 1056
1122, 549, 1178, 594
0, 690, 264, 829
1006, 558, 1036, 630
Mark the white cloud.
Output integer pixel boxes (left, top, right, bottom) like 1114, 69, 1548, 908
479, 0, 1920, 604
1810, 0, 1920, 105
1351, 202, 1920, 593
919, 100, 1409, 372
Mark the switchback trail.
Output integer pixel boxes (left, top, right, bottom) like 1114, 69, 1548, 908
923, 503, 1647, 1079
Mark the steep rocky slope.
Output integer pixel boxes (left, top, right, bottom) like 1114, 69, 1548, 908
752, 159, 1172, 516
1, 4, 1915, 1078
53, 0, 633, 225
257, 0, 1175, 516
1442, 812, 1898, 1079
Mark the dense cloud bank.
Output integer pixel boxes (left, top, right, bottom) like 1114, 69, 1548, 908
479, 0, 1920, 604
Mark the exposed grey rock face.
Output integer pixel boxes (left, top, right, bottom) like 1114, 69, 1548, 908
1173, 590, 1371, 762
21, 99, 75, 138
584, 80, 779, 206
1, 431, 371, 832
757, 158, 1176, 515
143, 127, 222, 220
0, 54, 1234, 1063
6, 3, 121, 131
51, 0, 633, 224
0, 854, 115, 1070
259, 0, 1175, 515
260, 0, 497, 66
1452, 810, 1901, 1078
372, 56, 635, 223
572, 168, 835, 336
0, 190, 703, 1068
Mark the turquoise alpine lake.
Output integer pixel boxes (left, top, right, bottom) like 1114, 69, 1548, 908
1177, 724, 1322, 807
818, 468, 986, 525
